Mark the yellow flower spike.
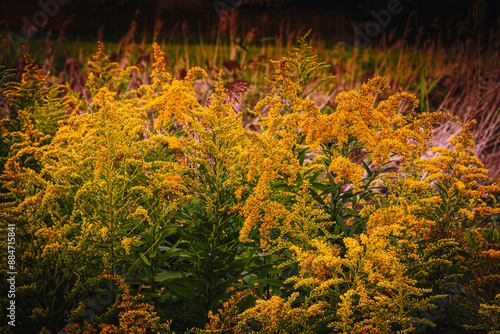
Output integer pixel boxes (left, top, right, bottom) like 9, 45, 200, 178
234, 187, 244, 201
99, 227, 109, 239
121, 236, 139, 255
214, 70, 226, 95
328, 156, 365, 189
184, 66, 207, 91
151, 42, 172, 84
94, 41, 106, 60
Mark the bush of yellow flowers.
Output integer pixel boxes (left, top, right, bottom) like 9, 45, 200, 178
0, 32, 499, 333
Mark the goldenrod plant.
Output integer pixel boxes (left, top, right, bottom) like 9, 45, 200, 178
202, 34, 500, 334
0, 34, 499, 334
0, 43, 181, 332
59, 275, 175, 334
0, 49, 82, 331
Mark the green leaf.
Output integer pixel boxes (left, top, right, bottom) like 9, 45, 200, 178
428, 76, 442, 94
155, 270, 183, 282
361, 160, 372, 177
140, 253, 151, 266
250, 277, 288, 289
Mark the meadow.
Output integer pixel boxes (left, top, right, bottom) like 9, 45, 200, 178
5, 15, 499, 180
0, 16, 499, 333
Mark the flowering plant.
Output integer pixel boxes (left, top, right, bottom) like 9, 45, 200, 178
0, 34, 498, 334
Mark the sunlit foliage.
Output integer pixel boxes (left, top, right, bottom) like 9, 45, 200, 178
0, 33, 498, 334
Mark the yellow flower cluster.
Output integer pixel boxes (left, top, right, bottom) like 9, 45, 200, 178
61, 275, 174, 334
205, 289, 256, 332
3, 37, 500, 334
301, 77, 449, 166
121, 236, 141, 255
234, 292, 329, 334
328, 155, 365, 191
416, 120, 500, 227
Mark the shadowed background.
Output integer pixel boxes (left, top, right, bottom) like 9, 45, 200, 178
2, 0, 499, 44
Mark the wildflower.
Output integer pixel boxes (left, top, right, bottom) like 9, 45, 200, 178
99, 227, 109, 239
328, 155, 365, 190
121, 237, 136, 255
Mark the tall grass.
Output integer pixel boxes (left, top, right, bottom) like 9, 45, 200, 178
1, 10, 499, 179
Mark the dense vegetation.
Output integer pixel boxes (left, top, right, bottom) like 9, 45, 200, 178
0, 27, 499, 333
